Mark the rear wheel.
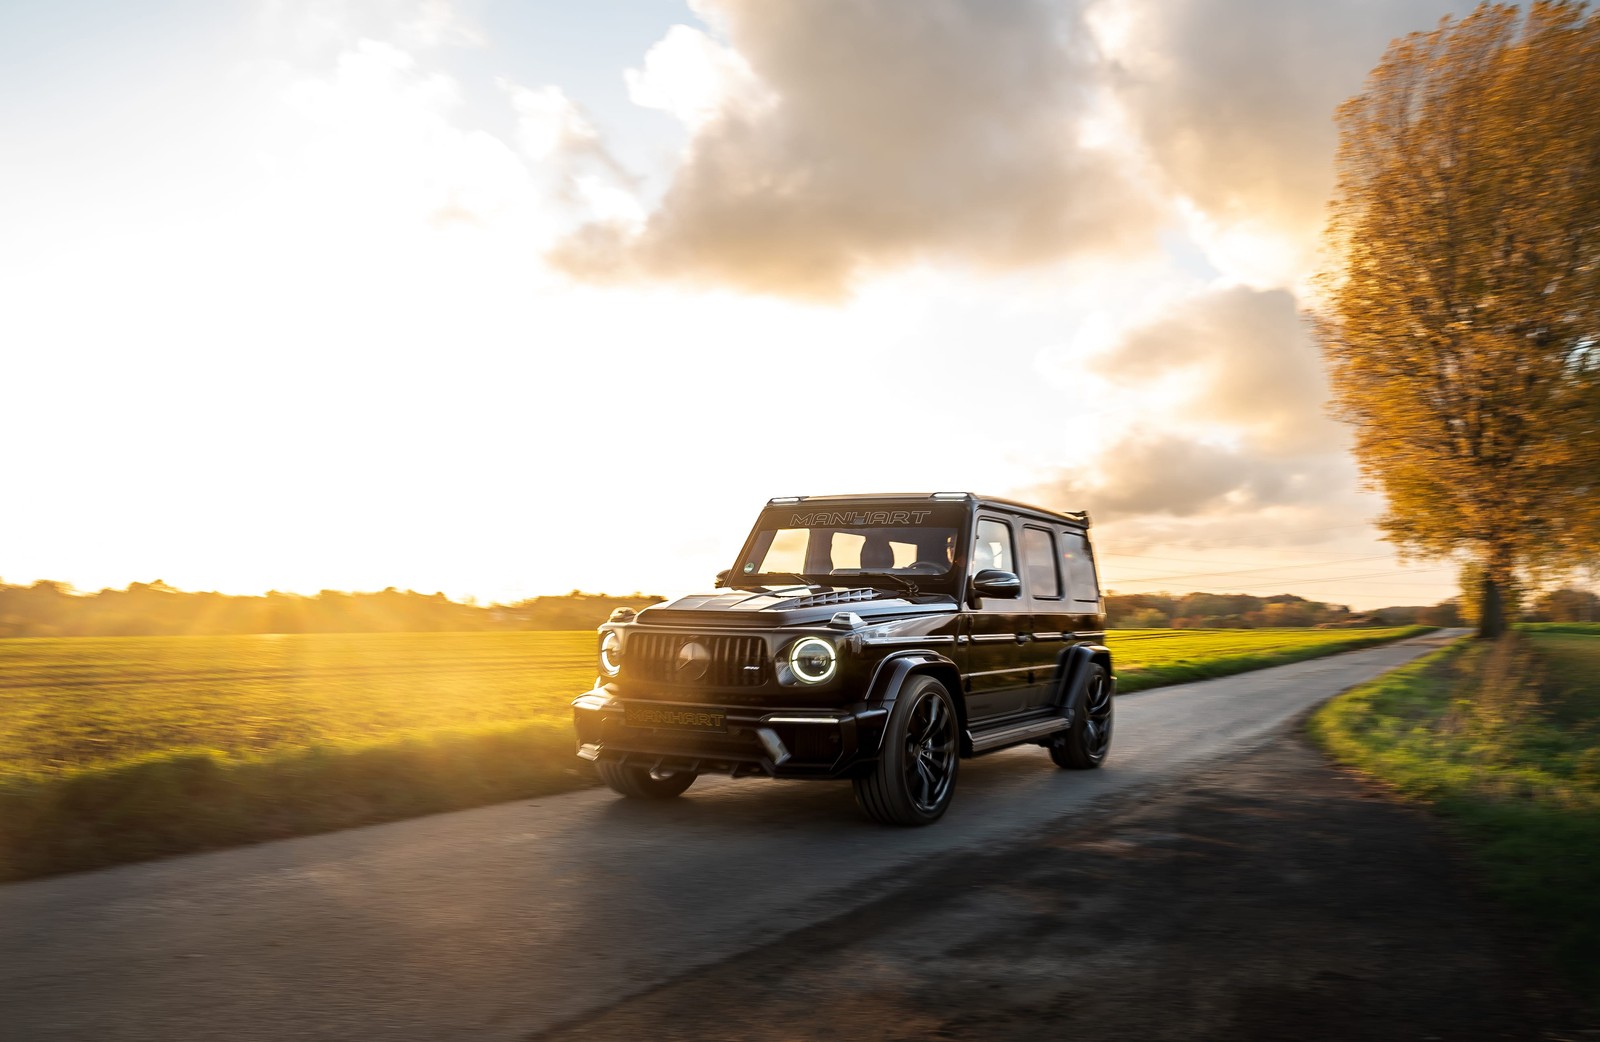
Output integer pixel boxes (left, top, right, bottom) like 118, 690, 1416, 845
595, 760, 698, 799
1050, 663, 1113, 770
854, 676, 960, 826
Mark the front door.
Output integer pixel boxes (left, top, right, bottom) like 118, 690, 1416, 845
961, 516, 1032, 723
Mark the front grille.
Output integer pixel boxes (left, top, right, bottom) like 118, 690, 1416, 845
627, 632, 770, 687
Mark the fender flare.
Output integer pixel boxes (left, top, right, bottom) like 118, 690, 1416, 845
1052, 643, 1114, 726
859, 650, 964, 752
866, 649, 963, 707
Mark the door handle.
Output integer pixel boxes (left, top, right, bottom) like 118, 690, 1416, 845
1015, 633, 1032, 643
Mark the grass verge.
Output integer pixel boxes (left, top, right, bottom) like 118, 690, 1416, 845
0, 720, 591, 883
1112, 625, 1433, 693
1308, 632, 1600, 1007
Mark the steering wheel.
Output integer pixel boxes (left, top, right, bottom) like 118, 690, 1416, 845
901, 561, 946, 575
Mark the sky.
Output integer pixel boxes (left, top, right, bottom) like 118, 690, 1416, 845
0, 0, 1500, 610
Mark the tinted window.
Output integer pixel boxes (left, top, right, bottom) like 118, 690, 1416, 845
1061, 530, 1100, 604
973, 518, 1014, 574
1022, 526, 1060, 598
744, 525, 957, 576
828, 532, 923, 570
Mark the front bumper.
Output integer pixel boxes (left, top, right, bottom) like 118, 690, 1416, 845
572, 690, 889, 778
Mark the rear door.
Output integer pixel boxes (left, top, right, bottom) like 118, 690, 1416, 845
1019, 523, 1070, 711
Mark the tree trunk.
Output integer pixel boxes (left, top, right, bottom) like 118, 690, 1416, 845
1478, 573, 1507, 639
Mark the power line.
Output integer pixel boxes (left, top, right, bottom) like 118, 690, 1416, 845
1106, 553, 1399, 584
1099, 548, 1456, 565
1105, 569, 1454, 594
1107, 522, 1377, 552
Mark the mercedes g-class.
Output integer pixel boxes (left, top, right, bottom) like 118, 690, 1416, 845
571, 492, 1113, 825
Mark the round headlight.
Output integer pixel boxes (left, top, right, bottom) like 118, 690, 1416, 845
788, 636, 837, 684
599, 631, 623, 677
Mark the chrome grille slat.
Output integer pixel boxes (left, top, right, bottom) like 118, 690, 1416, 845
628, 632, 768, 687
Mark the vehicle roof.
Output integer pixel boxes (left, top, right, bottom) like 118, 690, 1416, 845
766, 493, 1090, 528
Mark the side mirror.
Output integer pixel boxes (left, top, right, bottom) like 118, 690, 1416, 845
715, 569, 731, 588
970, 568, 1022, 600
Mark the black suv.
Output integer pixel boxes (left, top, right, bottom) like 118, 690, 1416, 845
571, 493, 1113, 825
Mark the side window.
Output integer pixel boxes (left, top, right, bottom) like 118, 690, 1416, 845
1061, 530, 1101, 605
1022, 526, 1061, 599
972, 518, 1014, 574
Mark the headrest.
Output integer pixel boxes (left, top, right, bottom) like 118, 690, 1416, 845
860, 538, 895, 570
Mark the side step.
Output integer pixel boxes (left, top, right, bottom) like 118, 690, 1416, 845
967, 713, 1070, 754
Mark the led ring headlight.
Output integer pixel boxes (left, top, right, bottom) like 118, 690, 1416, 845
599, 631, 623, 677
788, 637, 837, 684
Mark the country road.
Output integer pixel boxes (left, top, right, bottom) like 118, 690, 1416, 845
0, 629, 1467, 1042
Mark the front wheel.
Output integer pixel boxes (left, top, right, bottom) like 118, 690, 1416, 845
854, 676, 960, 826
1050, 663, 1113, 770
595, 760, 697, 800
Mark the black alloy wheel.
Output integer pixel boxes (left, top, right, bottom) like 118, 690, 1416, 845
1051, 663, 1113, 770
595, 760, 698, 799
854, 675, 960, 826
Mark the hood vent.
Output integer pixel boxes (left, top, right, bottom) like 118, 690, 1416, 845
777, 587, 880, 610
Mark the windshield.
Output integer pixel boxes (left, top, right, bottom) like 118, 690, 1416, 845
735, 504, 966, 582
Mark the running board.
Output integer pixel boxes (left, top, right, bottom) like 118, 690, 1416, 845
967, 714, 1070, 754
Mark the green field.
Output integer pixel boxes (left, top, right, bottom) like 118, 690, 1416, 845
0, 627, 1429, 779
0, 625, 1427, 882
0, 632, 597, 778
1110, 626, 1429, 692
1310, 629, 1600, 1003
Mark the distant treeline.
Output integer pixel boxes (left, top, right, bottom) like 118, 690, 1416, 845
1109, 586, 1598, 629
0, 580, 664, 638
1105, 592, 1462, 630
6, 579, 1591, 638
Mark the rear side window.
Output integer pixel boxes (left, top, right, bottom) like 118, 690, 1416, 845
1061, 530, 1101, 605
1022, 526, 1061, 599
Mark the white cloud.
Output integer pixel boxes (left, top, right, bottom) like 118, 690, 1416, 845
504, 82, 601, 163
501, 80, 641, 223
267, 39, 532, 233
1089, 0, 1470, 287
258, 0, 485, 56
553, 0, 1163, 299
624, 23, 767, 130
1024, 284, 1352, 548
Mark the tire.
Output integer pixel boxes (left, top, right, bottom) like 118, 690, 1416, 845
853, 675, 960, 826
1050, 663, 1113, 770
595, 760, 697, 800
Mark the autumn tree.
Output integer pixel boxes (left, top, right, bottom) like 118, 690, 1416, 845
1318, 2, 1600, 638
1529, 585, 1600, 622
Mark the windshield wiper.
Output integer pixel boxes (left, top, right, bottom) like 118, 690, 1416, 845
831, 570, 919, 599
760, 573, 823, 590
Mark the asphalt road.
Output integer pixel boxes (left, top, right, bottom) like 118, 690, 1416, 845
0, 629, 1467, 1042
